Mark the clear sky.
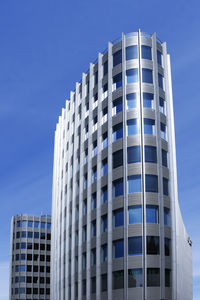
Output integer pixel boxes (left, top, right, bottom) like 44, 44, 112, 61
0, 0, 199, 299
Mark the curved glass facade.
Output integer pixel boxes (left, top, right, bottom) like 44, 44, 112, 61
51, 30, 192, 300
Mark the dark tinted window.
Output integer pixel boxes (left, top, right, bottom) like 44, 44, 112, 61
145, 146, 157, 163
113, 271, 124, 289
113, 239, 124, 258
162, 149, 168, 167
113, 150, 123, 169
128, 237, 142, 255
147, 236, 159, 255
113, 50, 122, 67
145, 175, 158, 193
163, 178, 169, 195
127, 146, 141, 163
128, 269, 142, 287
147, 268, 160, 286
142, 68, 153, 83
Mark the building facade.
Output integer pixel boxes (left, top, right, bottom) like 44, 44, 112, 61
51, 30, 192, 300
9, 215, 51, 300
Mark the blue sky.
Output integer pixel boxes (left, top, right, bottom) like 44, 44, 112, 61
0, 0, 199, 299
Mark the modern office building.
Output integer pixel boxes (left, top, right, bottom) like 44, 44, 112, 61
51, 30, 192, 300
9, 214, 51, 300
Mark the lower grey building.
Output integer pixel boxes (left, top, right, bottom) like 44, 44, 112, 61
9, 214, 51, 300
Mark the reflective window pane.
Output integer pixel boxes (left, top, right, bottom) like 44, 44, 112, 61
113, 150, 123, 169
127, 93, 137, 109
127, 119, 139, 135
144, 118, 155, 135
163, 177, 169, 196
145, 175, 158, 193
113, 50, 122, 67
113, 271, 124, 289
145, 146, 157, 163
142, 45, 152, 60
147, 236, 159, 255
147, 268, 160, 286
128, 205, 142, 224
128, 268, 143, 287
142, 68, 153, 83
126, 69, 138, 84
126, 46, 138, 60
128, 237, 142, 256
143, 92, 153, 108
128, 175, 141, 193
112, 178, 123, 198
113, 123, 123, 141
127, 146, 141, 164
146, 205, 159, 223
113, 209, 124, 227
113, 239, 124, 258
162, 149, 168, 167
164, 208, 171, 226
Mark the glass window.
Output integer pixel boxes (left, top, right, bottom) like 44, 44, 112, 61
92, 193, 96, 210
20, 265, 26, 272
94, 71, 98, 85
82, 226, 87, 242
128, 269, 143, 287
91, 249, 96, 266
165, 238, 170, 256
143, 93, 153, 108
102, 132, 108, 149
113, 239, 124, 258
142, 68, 153, 83
164, 207, 171, 226
113, 122, 123, 141
21, 242, 26, 249
161, 122, 167, 139
91, 277, 96, 294
83, 199, 87, 215
128, 205, 142, 224
113, 73, 122, 89
103, 61, 108, 76
127, 146, 141, 163
158, 73, 163, 89
128, 175, 141, 193
146, 205, 159, 223
102, 159, 108, 176
91, 221, 96, 237
101, 274, 107, 292
93, 140, 97, 157
145, 175, 158, 193
21, 254, 26, 260
144, 118, 155, 135
113, 97, 122, 114
101, 186, 108, 204
20, 276, 25, 283
17, 221, 21, 227
159, 97, 165, 114
28, 231, 33, 238
82, 253, 86, 270
157, 50, 162, 65
113, 270, 124, 289
47, 223, 51, 229
16, 243, 20, 249
147, 268, 160, 287
147, 236, 159, 255
83, 174, 87, 189
34, 221, 39, 228
101, 215, 108, 233
163, 178, 169, 196
126, 69, 138, 84
126, 45, 138, 60
165, 269, 171, 287
162, 149, 168, 167
142, 45, 152, 60
113, 209, 124, 227
127, 93, 137, 109
128, 237, 142, 255
15, 265, 19, 272
22, 220, 27, 228
145, 146, 157, 163
28, 221, 33, 227
112, 178, 123, 198
101, 244, 108, 262
113, 150, 123, 169
113, 50, 122, 67
127, 119, 139, 135
92, 167, 97, 183
41, 222, 45, 229
16, 232, 20, 238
